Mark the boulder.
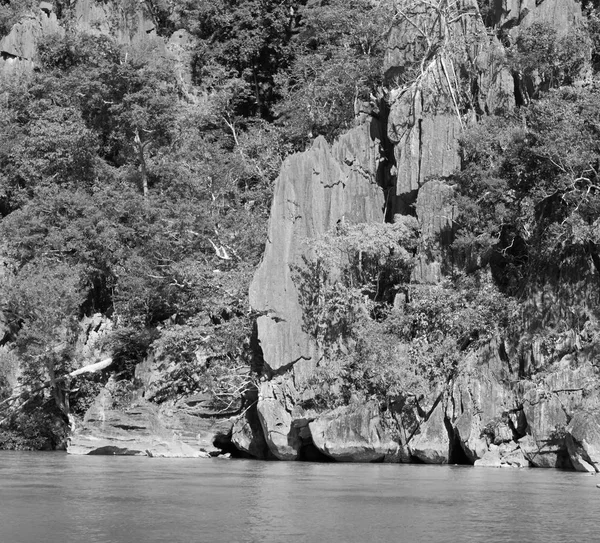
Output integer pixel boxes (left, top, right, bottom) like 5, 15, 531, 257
448, 341, 519, 462
159, 405, 234, 456
409, 400, 450, 464
146, 442, 209, 459
231, 403, 270, 460
68, 390, 204, 458
518, 434, 573, 469
566, 409, 600, 473
474, 443, 529, 468
309, 402, 405, 462
256, 380, 301, 460
520, 364, 596, 468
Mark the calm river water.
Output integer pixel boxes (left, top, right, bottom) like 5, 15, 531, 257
0, 451, 598, 543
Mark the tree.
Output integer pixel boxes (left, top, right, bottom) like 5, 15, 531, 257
293, 219, 514, 408
178, 0, 300, 118
275, 0, 393, 144
454, 85, 600, 325
507, 22, 590, 102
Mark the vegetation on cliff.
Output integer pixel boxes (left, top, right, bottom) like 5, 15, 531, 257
0, 0, 391, 448
291, 1, 600, 416
1, 0, 600, 453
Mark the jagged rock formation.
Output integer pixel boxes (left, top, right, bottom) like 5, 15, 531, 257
308, 402, 404, 462
68, 351, 263, 457
72, 0, 156, 43
0, 0, 157, 74
486, 0, 583, 33
5, 0, 598, 466
249, 124, 388, 459
244, 0, 600, 470
385, 0, 514, 215
0, 3, 62, 73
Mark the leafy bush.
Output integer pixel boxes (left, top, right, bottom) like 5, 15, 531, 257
455, 86, 600, 295
0, 402, 67, 451
293, 219, 419, 348
303, 272, 516, 408
274, 0, 392, 144
508, 22, 589, 97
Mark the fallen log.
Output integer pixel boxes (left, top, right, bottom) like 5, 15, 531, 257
0, 357, 114, 411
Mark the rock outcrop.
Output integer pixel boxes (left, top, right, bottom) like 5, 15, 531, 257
72, 0, 156, 43
409, 400, 450, 464
242, 0, 600, 470
411, 180, 457, 283
68, 381, 242, 458
249, 123, 388, 460
566, 409, 600, 473
68, 389, 206, 457
13, 0, 595, 466
385, 0, 514, 214
309, 402, 404, 462
486, 0, 583, 33
1, 0, 157, 74
0, 3, 62, 74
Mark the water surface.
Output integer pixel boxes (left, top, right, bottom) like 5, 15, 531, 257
0, 452, 598, 543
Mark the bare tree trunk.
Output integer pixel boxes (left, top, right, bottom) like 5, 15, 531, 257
252, 66, 262, 116
134, 128, 151, 200
0, 358, 114, 414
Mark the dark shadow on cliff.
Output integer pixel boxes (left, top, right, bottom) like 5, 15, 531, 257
369, 97, 399, 223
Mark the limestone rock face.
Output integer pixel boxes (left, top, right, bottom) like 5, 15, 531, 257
386, 0, 514, 214
72, 0, 156, 43
566, 409, 600, 473
0, 6, 62, 74
68, 390, 204, 458
68, 384, 241, 457
1, 0, 157, 74
250, 126, 386, 380
159, 402, 235, 456
249, 123, 387, 459
448, 341, 520, 462
256, 379, 302, 460
231, 404, 271, 460
411, 180, 457, 283
76, 313, 113, 366
309, 402, 404, 462
0, 7, 62, 61
388, 81, 462, 211
489, 0, 583, 34
520, 363, 596, 468
167, 29, 196, 91
474, 443, 529, 468
409, 400, 450, 464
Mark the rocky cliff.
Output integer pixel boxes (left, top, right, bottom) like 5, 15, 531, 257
245, 0, 600, 471
4, 0, 599, 469
0, 0, 156, 74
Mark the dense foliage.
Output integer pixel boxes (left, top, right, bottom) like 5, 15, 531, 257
2, 0, 600, 446
293, 220, 516, 408
455, 87, 600, 294
0, 0, 396, 447
290, 1, 600, 412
